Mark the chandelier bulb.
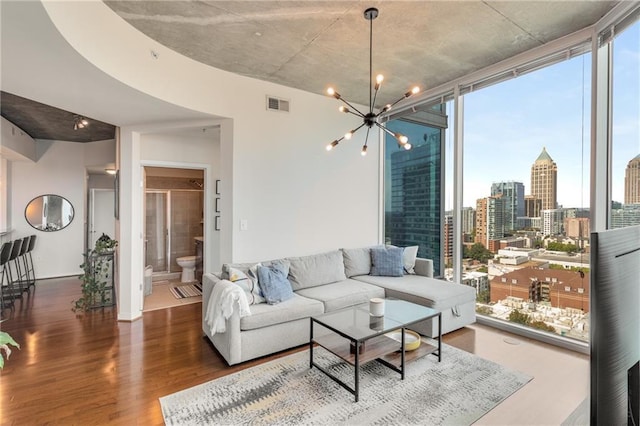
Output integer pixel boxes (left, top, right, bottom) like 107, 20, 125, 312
395, 133, 408, 144
327, 140, 339, 151
411, 86, 420, 95
375, 74, 384, 90
404, 143, 412, 150
361, 145, 368, 156
339, 106, 349, 113
81, 118, 89, 126
327, 87, 341, 99
344, 131, 354, 140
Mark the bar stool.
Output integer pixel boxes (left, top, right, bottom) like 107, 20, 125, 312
1, 241, 17, 313
26, 234, 37, 287
7, 239, 27, 294
18, 236, 32, 289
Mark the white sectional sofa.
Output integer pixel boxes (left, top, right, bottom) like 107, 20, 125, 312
202, 247, 476, 365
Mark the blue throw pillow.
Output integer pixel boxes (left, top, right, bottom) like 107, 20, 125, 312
370, 246, 404, 277
257, 261, 294, 305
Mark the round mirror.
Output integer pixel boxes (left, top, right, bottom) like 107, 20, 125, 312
25, 194, 75, 232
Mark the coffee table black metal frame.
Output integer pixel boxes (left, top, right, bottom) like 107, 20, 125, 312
309, 299, 441, 402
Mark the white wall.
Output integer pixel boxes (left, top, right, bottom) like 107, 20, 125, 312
0, 157, 10, 234
140, 126, 221, 274
0, 116, 37, 162
10, 139, 115, 278
44, 1, 381, 320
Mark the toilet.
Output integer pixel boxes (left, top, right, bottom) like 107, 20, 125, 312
176, 255, 196, 283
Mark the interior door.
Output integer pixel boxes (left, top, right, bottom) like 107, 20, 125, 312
89, 189, 116, 250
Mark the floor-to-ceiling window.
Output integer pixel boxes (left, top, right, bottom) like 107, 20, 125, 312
463, 53, 592, 342
381, 4, 638, 351
384, 112, 445, 277
611, 20, 640, 229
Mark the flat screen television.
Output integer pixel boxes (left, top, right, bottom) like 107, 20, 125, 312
590, 225, 640, 425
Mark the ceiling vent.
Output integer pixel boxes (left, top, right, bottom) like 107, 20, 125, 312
266, 95, 290, 113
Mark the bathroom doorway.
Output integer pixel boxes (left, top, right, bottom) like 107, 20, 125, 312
143, 167, 204, 311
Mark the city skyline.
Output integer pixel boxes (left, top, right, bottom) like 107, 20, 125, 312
459, 23, 639, 209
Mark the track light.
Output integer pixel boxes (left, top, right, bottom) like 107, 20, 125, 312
73, 116, 89, 130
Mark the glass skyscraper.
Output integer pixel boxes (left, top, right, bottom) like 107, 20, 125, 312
384, 119, 442, 276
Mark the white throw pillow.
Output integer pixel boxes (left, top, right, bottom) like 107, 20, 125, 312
227, 264, 265, 305
402, 246, 419, 274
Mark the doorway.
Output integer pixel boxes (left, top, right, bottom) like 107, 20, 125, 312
87, 187, 116, 251
142, 167, 204, 311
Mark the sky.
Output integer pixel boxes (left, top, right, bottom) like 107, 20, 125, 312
448, 22, 639, 210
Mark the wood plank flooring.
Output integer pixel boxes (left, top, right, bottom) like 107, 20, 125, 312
0, 277, 588, 425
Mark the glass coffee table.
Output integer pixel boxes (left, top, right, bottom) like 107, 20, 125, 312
309, 299, 441, 402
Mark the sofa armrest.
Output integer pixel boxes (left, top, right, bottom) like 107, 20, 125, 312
414, 258, 434, 278
202, 272, 243, 365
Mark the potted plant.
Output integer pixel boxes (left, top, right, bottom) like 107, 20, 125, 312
0, 322, 19, 369
72, 234, 118, 313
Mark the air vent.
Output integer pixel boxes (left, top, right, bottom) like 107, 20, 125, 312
266, 95, 290, 112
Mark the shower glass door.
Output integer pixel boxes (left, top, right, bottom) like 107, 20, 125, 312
145, 191, 169, 273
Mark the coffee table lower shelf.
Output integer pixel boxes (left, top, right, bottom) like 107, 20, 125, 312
313, 332, 439, 369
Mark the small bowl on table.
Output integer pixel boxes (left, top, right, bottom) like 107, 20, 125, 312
386, 329, 422, 351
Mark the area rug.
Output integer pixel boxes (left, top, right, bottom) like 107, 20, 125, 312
160, 344, 532, 425
169, 284, 202, 299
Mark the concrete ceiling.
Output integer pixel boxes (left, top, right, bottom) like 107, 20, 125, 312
0, 1, 214, 144
0, 1, 620, 143
104, 0, 619, 108
0, 91, 116, 143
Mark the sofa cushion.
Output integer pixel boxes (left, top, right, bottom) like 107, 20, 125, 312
222, 260, 281, 280
227, 264, 265, 305
295, 279, 385, 312
287, 250, 347, 291
257, 262, 294, 305
370, 246, 404, 277
353, 275, 476, 310
240, 293, 324, 331
341, 246, 380, 277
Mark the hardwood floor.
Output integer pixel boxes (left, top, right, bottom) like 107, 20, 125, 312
1, 277, 588, 425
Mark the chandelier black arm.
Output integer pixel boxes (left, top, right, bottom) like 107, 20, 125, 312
349, 122, 368, 136
374, 121, 394, 136
363, 127, 371, 148
381, 89, 417, 113
371, 85, 381, 114
337, 97, 367, 117
343, 109, 365, 119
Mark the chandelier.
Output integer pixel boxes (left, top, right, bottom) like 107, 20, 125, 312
325, 7, 420, 156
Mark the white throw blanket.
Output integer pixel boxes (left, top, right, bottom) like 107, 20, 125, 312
205, 279, 251, 336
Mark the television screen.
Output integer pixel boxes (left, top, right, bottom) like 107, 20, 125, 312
590, 225, 640, 425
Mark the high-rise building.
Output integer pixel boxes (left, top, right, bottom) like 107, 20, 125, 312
530, 147, 557, 211
624, 154, 640, 204
565, 217, 590, 239
491, 181, 525, 231
444, 213, 453, 265
461, 207, 476, 237
611, 204, 640, 228
542, 209, 564, 236
475, 196, 505, 249
524, 195, 542, 218
386, 128, 442, 275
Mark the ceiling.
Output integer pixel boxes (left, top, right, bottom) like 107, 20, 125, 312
0, 91, 116, 143
104, 0, 618, 107
1, 1, 620, 143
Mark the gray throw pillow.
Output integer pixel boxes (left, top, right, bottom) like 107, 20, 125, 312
370, 246, 404, 277
257, 262, 294, 305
